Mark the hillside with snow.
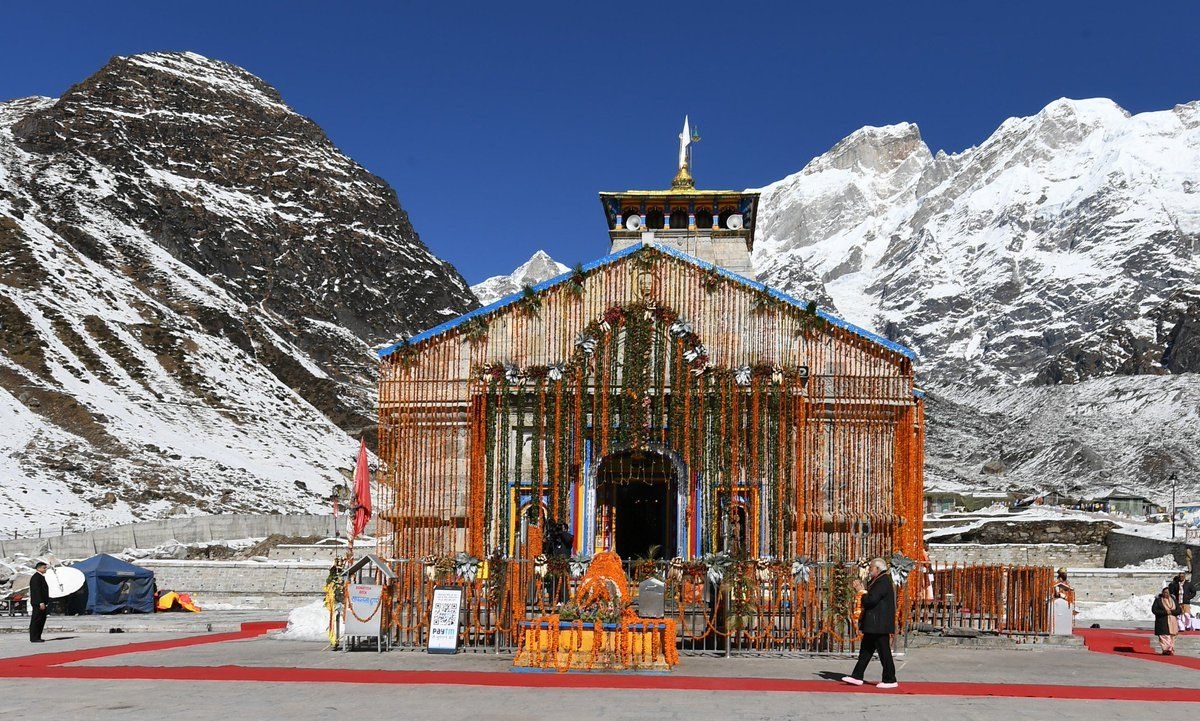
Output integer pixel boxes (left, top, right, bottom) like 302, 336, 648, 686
0, 52, 477, 535
752, 98, 1200, 502
471, 250, 570, 305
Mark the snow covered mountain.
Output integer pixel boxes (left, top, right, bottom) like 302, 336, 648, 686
752, 98, 1200, 502
0, 52, 477, 535
471, 250, 570, 305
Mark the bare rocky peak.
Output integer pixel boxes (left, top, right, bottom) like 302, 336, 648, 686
0, 52, 477, 533
9, 51, 476, 342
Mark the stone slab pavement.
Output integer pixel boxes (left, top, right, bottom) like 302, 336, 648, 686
0, 609, 288, 634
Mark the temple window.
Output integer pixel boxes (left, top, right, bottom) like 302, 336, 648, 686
669, 209, 689, 229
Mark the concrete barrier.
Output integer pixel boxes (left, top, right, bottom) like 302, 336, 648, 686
0, 514, 339, 559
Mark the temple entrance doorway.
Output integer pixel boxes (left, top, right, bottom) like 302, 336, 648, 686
595, 449, 680, 560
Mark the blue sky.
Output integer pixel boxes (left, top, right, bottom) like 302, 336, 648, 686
3, 2, 1197, 284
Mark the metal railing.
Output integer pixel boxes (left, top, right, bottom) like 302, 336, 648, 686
381, 558, 1053, 656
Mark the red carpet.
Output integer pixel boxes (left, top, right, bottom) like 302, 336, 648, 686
1075, 627, 1200, 670
3, 622, 1199, 702
9, 621, 286, 669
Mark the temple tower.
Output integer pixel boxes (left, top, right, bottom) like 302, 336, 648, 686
599, 117, 759, 278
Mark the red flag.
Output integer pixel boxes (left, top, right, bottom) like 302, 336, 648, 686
351, 438, 372, 538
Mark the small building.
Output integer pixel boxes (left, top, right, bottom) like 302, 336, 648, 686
1174, 501, 1200, 526
1084, 489, 1160, 518
924, 490, 1018, 514
1013, 489, 1079, 509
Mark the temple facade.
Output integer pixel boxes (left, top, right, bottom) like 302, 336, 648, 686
376, 124, 925, 570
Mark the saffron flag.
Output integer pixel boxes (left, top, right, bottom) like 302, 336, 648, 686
351, 438, 372, 538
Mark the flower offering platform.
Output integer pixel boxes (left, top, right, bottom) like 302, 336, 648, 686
512, 619, 679, 672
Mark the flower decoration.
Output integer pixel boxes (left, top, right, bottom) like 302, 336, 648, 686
504, 363, 522, 386
668, 320, 692, 338
454, 551, 481, 582
791, 557, 814, 585
567, 263, 586, 296
734, 365, 752, 386
890, 553, 916, 587
518, 284, 542, 316
702, 551, 733, 585
461, 316, 489, 344
569, 554, 592, 579
575, 333, 597, 355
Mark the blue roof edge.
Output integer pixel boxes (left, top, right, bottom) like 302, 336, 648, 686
650, 244, 917, 361
378, 242, 917, 362
377, 244, 643, 357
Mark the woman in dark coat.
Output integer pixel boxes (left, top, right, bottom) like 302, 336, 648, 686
1152, 586, 1182, 655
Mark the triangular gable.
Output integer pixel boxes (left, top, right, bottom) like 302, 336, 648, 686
378, 243, 916, 361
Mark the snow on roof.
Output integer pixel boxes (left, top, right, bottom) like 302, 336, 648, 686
377, 242, 918, 362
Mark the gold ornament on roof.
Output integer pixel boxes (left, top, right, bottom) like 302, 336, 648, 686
671, 163, 695, 191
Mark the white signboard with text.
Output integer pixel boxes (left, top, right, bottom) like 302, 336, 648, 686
344, 583, 383, 637
427, 586, 463, 654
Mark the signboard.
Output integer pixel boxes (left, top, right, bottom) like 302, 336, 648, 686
427, 586, 463, 654
344, 583, 383, 637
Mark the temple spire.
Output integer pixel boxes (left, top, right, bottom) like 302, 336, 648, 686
672, 116, 698, 191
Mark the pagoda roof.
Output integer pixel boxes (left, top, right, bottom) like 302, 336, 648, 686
599, 189, 756, 197
378, 243, 917, 362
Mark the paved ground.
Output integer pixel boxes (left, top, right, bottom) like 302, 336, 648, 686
1, 615, 1197, 720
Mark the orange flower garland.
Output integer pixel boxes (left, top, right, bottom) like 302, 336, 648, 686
576, 551, 631, 607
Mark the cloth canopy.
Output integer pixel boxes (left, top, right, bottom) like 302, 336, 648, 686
72, 554, 156, 614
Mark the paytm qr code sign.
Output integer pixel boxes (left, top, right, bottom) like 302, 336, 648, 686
427, 586, 463, 653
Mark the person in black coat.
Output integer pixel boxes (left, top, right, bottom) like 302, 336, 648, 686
1152, 586, 1182, 655
28, 560, 49, 643
842, 558, 898, 688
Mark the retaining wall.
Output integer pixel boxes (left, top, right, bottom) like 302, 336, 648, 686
0, 514, 339, 559
1067, 568, 1185, 607
928, 543, 1107, 568
1104, 530, 1200, 577
136, 559, 329, 609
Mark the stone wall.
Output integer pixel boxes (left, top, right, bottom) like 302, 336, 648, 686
0, 514, 339, 559
928, 543, 1107, 568
1104, 530, 1200, 576
1068, 568, 1184, 607
136, 559, 329, 609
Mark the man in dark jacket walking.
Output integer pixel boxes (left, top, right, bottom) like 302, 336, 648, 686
842, 557, 898, 689
28, 560, 49, 643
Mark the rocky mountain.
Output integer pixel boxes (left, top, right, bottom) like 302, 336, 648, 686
752, 98, 1200, 503
0, 52, 476, 535
471, 250, 570, 305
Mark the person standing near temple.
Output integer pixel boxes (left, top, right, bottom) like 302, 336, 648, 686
1168, 572, 1196, 631
841, 557, 898, 689
1152, 585, 1182, 655
28, 560, 49, 643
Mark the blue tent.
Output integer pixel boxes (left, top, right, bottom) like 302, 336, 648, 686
72, 554, 156, 614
